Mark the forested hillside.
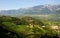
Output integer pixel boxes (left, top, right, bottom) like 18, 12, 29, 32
0, 16, 60, 38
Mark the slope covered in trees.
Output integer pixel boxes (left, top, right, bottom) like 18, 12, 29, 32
0, 16, 60, 38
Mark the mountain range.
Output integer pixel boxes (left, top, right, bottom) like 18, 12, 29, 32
0, 4, 60, 16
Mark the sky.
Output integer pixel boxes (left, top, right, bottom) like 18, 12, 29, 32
0, 0, 60, 10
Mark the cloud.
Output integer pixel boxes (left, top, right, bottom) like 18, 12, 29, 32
37, 0, 55, 3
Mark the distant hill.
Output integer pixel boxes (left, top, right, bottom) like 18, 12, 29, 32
0, 4, 60, 16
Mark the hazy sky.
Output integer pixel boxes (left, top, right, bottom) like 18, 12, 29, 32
0, 0, 60, 10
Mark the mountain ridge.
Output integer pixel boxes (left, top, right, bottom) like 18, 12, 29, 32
0, 4, 60, 16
